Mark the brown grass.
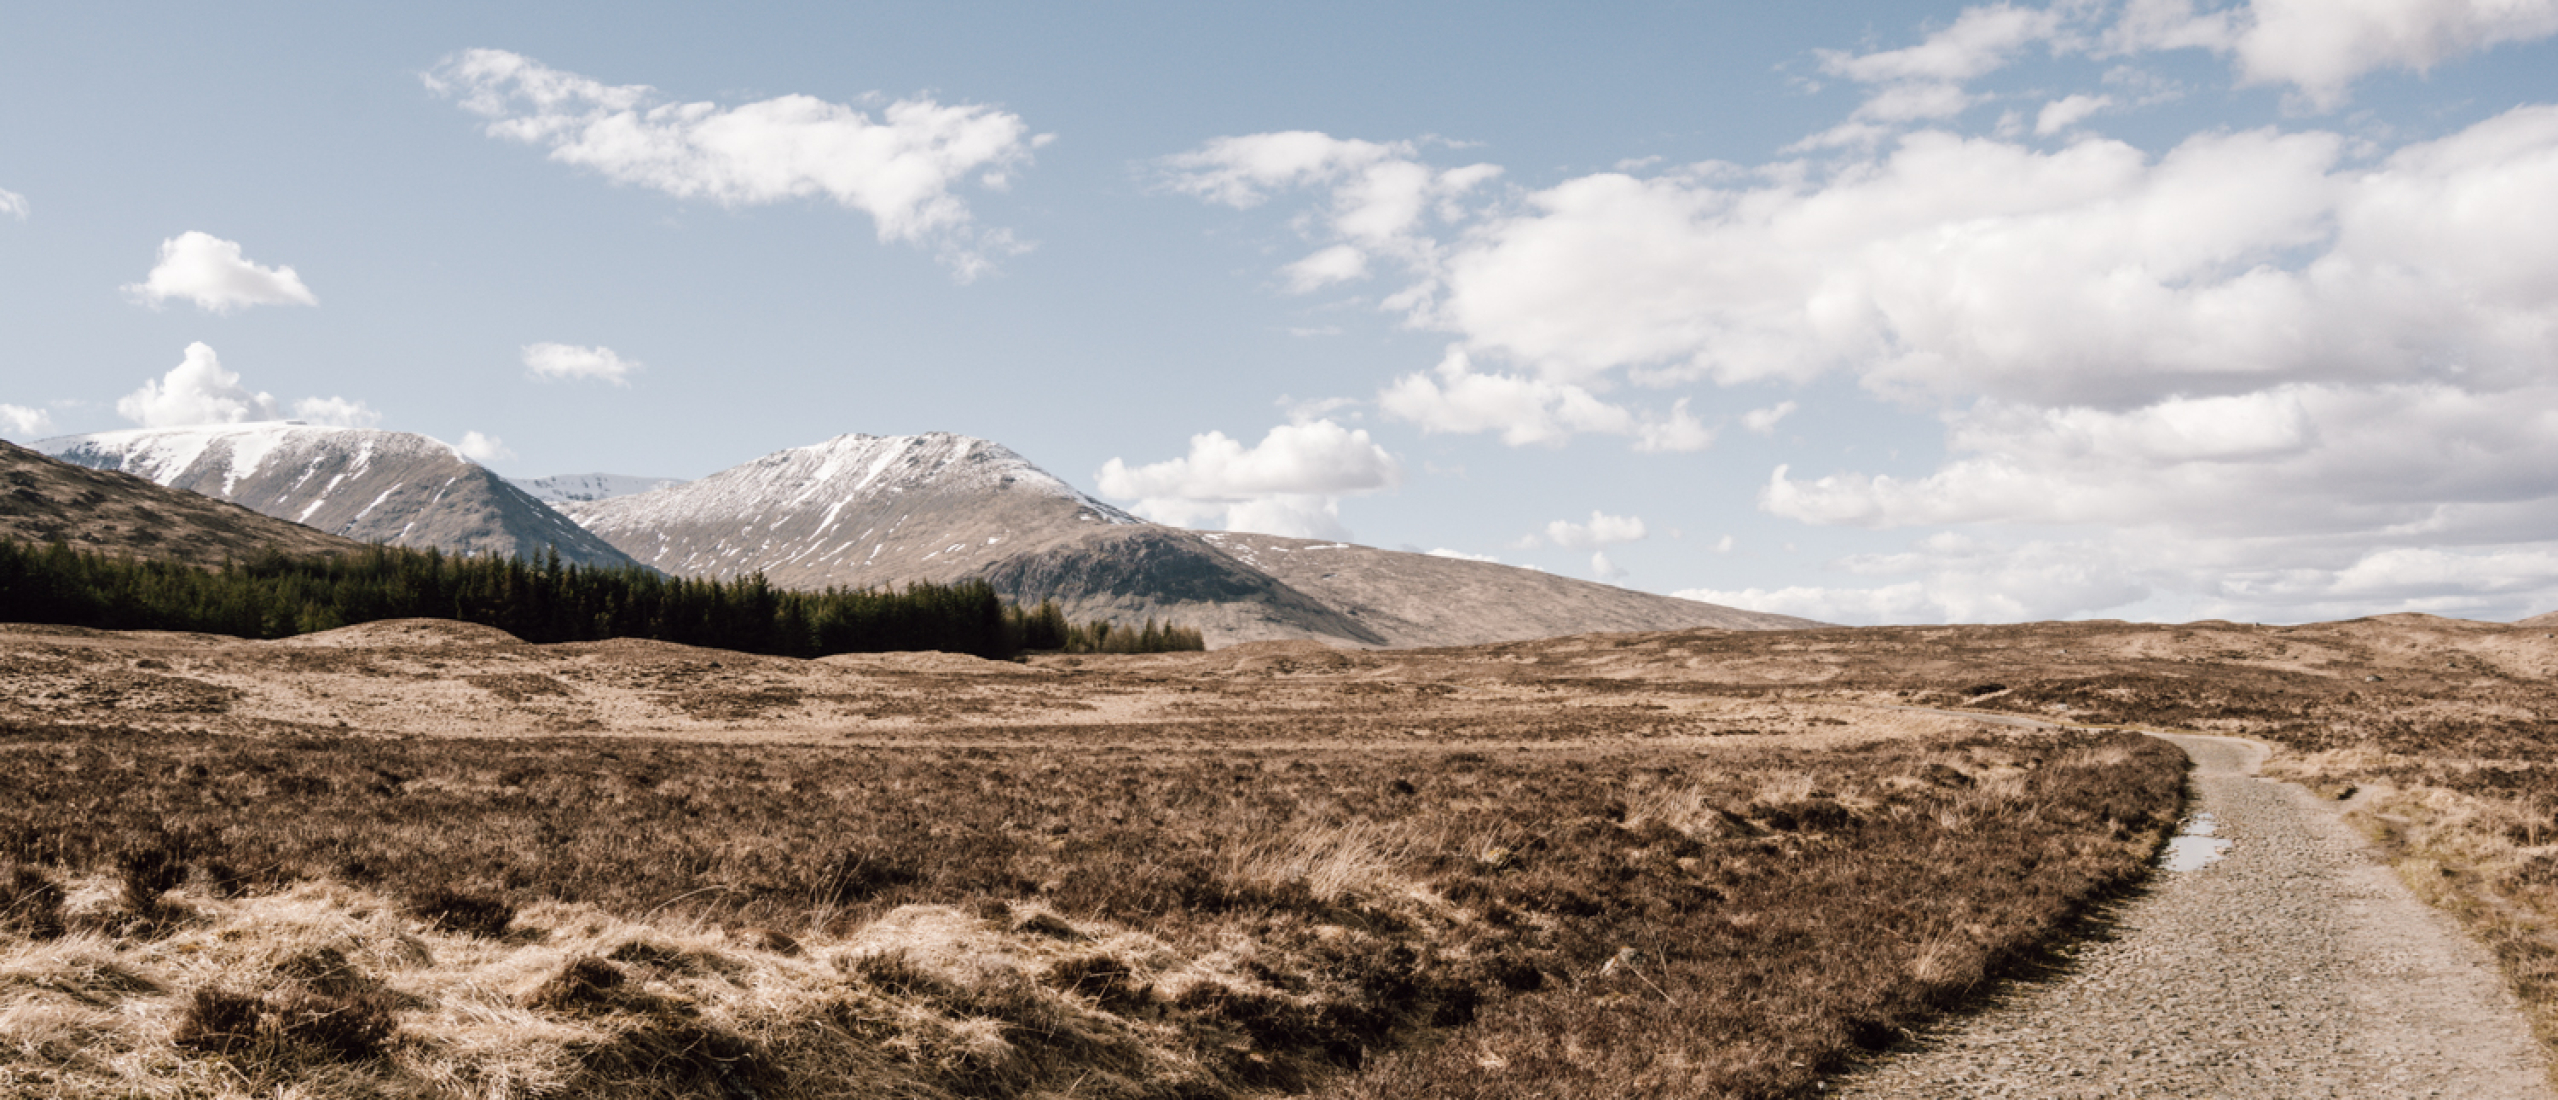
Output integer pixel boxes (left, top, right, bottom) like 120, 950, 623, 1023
0, 620, 2217, 1097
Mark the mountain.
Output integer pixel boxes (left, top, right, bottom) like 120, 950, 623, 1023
559, 431, 1814, 647
2522, 610, 2558, 628
37, 422, 641, 569
558, 432, 1384, 645
511, 472, 688, 505
1, 439, 365, 561
1196, 531, 1824, 644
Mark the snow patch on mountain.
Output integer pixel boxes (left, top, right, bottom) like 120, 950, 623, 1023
512, 472, 690, 505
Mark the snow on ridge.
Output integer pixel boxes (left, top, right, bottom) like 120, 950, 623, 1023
36, 422, 476, 493
569, 430, 1137, 534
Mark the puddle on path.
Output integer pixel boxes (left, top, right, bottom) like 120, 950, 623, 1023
2160, 811, 2234, 871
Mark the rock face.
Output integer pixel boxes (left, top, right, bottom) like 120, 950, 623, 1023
37, 423, 640, 569
0, 439, 364, 561
561, 431, 1817, 647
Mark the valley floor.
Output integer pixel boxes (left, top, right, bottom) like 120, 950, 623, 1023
3, 613, 2553, 1097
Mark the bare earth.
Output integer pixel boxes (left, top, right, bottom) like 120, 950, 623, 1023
1843, 728, 2553, 1099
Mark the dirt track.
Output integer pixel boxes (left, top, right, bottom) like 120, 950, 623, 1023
1841, 728, 2554, 1098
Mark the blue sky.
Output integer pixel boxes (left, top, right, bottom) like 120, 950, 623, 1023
6, 1, 2557, 623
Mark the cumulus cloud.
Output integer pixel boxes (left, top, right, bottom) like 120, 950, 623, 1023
1378, 348, 1711, 451
1808, 3, 2067, 135
290, 396, 381, 429
116, 344, 280, 428
455, 431, 514, 463
1590, 551, 1628, 582
0, 189, 25, 220
2035, 93, 2115, 134
1096, 419, 1401, 539
0, 404, 52, 439
123, 232, 318, 313
1164, 7, 2558, 620
523, 342, 642, 384
1743, 401, 1798, 435
1158, 131, 1500, 294
426, 49, 1044, 278
1540, 511, 1648, 550
1679, 534, 2151, 624
2230, 0, 2558, 109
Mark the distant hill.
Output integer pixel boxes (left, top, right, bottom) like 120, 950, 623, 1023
560, 432, 1382, 646
2522, 610, 2558, 628
1198, 531, 1824, 645
511, 472, 688, 505
0, 439, 362, 561
559, 431, 1818, 647
38, 422, 640, 570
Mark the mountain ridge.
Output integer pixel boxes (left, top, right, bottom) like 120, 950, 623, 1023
0, 438, 366, 561
559, 430, 1817, 647
38, 422, 641, 570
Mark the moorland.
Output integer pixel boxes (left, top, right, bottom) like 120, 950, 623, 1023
2, 611, 2553, 1098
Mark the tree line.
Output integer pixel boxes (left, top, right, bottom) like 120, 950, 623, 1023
0, 540, 1203, 659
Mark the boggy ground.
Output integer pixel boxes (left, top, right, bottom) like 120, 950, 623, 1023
0, 618, 2199, 1099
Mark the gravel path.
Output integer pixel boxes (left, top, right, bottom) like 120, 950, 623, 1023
1837, 731, 2554, 1099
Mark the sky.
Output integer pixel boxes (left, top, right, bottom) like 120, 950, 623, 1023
5, 1, 2557, 625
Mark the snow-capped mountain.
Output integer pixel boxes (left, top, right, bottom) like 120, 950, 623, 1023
558, 432, 1375, 643
2, 439, 366, 562
510, 472, 689, 505
558, 432, 1141, 585
559, 431, 1818, 647
37, 422, 640, 569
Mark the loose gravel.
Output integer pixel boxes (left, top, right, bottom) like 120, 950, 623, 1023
1837, 732, 2554, 1099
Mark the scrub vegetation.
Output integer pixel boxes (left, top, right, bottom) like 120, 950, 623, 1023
0, 623, 2183, 1099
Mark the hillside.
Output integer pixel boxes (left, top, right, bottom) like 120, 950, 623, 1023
561, 432, 1384, 646
1200, 531, 1823, 645
561, 431, 1818, 648
0, 439, 361, 560
38, 422, 641, 570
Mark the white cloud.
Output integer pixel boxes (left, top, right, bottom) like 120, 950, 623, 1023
1281, 244, 1370, 293
1378, 347, 1709, 451
1811, 4, 2066, 133
123, 232, 318, 313
1158, 131, 1501, 293
523, 342, 642, 384
291, 396, 381, 429
1590, 550, 1628, 582
1162, 10, 2558, 622
2035, 93, 2115, 135
1743, 401, 1799, 435
0, 404, 52, 439
2230, 0, 2558, 110
455, 431, 514, 463
1679, 535, 2151, 624
1818, 4, 2067, 84
0, 189, 25, 220
116, 343, 280, 428
1096, 419, 1401, 539
1426, 548, 1500, 563
1633, 399, 1714, 453
426, 49, 1043, 279
1542, 510, 1648, 550
1710, 535, 1736, 552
